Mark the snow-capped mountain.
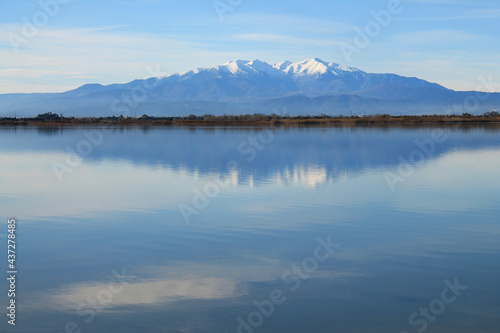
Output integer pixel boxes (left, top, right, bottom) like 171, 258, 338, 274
181, 58, 361, 78
158, 58, 445, 98
1, 58, 499, 117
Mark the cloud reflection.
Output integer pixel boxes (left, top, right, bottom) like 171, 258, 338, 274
50, 277, 243, 310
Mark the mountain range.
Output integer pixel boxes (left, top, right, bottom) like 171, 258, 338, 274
1, 58, 499, 117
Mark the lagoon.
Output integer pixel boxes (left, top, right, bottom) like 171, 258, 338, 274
0, 125, 499, 332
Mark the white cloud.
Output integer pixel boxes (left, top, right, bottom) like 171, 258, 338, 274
234, 33, 342, 47
229, 13, 355, 35
0, 68, 80, 78
0, 25, 250, 93
402, 8, 500, 20
394, 29, 487, 44
406, 0, 464, 4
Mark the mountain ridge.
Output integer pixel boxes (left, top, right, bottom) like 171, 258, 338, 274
1, 58, 498, 117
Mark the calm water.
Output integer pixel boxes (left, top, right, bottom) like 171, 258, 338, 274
0, 125, 499, 333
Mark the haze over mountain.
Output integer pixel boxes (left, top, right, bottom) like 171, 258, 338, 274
1, 58, 499, 117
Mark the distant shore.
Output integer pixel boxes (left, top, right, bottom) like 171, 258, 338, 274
1, 113, 500, 127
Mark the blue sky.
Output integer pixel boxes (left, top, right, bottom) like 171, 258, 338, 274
0, 0, 499, 93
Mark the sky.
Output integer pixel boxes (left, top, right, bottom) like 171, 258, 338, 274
0, 0, 499, 94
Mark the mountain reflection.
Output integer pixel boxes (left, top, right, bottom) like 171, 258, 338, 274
3, 126, 500, 184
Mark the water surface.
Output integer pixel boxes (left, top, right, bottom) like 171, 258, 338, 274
0, 125, 499, 333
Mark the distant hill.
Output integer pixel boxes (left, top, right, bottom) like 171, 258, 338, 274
1, 58, 499, 117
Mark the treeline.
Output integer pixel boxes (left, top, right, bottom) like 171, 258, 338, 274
0, 111, 499, 125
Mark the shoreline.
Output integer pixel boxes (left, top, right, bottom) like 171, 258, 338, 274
1, 114, 500, 127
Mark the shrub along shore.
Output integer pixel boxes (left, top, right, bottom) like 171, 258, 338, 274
1, 112, 500, 127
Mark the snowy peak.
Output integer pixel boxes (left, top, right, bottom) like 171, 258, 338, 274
219, 60, 250, 75
273, 60, 293, 71
279, 58, 363, 77
211, 59, 277, 76
284, 58, 331, 76
176, 58, 363, 80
